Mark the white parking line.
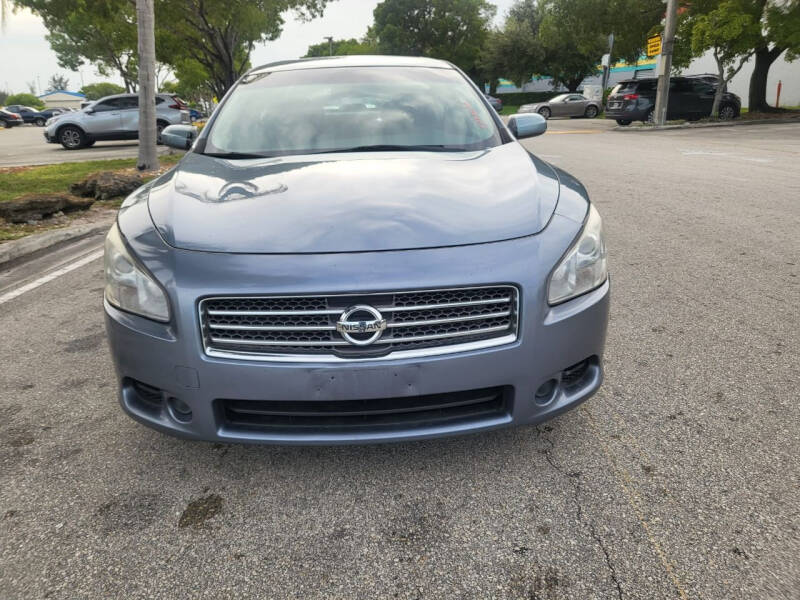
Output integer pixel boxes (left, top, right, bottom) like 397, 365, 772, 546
0, 248, 104, 305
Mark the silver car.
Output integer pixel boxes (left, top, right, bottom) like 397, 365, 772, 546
105, 55, 609, 445
519, 93, 601, 119
44, 93, 190, 149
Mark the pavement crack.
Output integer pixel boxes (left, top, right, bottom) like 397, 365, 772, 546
538, 428, 624, 599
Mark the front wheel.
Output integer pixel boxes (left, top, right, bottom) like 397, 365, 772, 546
645, 109, 655, 124
584, 105, 598, 118
538, 107, 551, 119
615, 119, 631, 126
35, 117, 46, 126
718, 105, 736, 120
59, 126, 86, 150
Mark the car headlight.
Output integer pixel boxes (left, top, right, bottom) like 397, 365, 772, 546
104, 223, 170, 321
548, 204, 608, 305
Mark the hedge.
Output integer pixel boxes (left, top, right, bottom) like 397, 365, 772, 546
492, 91, 562, 104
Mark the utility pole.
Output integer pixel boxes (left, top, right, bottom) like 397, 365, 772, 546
324, 36, 334, 56
654, 0, 678, 125
136, 0, 158, 171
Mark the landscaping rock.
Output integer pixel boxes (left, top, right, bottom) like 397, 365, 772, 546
70, 171, 144, 200
0, 194, 95, 223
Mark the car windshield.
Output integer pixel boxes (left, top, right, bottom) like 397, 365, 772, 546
550, 94, 569, 103
205, 66, 502, 157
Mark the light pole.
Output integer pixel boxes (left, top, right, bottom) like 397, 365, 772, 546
324, 36, 334, 56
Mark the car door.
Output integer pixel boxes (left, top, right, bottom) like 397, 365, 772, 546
690, 80, 715, 118
87, 98, 125, 137
549, 96, 568, 117
667, 79, 695, 120
117, 96, 140, 137
565, 94, 587, 116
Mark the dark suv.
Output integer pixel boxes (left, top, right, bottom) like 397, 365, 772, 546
605, 77, 741, 125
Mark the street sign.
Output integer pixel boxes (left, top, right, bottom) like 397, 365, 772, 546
647, 34, 662, 57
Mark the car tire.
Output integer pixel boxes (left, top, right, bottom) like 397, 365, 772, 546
0, 119, 8, 129
35, 117, 46, 127
645, 109, 655, 124
538, 107, 551, 119
58, 126, 87, 150
85, 139, 96, 148
615, 119, 631, 126
584, 105, 599, 118
718, 104, 736, 120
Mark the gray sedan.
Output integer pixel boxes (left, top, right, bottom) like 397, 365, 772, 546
105, 56, 609, 445
519, 93, 601, 119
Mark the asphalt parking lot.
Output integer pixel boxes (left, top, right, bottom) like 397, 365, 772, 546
1, 119, 798, 599
0, 124, 176, 167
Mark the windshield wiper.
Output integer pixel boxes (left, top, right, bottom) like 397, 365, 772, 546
313, 144, 455, 154
203, 151, 272, 159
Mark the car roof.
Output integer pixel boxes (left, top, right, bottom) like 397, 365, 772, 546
248, 55, 453, 75
97, 92, 173, 100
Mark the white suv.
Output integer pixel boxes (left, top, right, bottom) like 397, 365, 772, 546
44, 93, 190, 149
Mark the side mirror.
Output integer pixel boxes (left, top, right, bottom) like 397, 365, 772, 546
507, 113, 547, 139
85, 108, 95, 114
161, 124, 198, 150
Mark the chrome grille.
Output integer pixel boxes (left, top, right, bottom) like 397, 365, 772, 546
199, 286, 519, 361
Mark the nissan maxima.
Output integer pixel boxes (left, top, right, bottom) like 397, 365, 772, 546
104, 56, 609, 444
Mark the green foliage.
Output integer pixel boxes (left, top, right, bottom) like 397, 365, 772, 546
305, 38, 378, 57
0, 90, 8, 105
15, 0, 139, 92
155, 0, 332, 99
766, 0, 800, 61
79, 82, 126, 100
46, 73, 70, 92
4, 93, 45, 109
482, 0, 662, 92
369, 0, 496, 76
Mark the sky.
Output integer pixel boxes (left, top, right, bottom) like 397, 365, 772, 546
0, 0, 517, 95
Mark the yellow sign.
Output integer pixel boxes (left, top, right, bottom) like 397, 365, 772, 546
647, 34, 662, 57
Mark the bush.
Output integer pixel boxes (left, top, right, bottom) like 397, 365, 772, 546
80, 82, 125, 100
493, 91, 562, 105
4, 93, 45, 110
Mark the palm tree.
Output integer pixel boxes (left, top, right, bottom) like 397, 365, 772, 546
136, 0, 158, 171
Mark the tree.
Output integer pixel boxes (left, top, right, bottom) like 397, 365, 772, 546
674, 0, 761, 117
136, 0, 158, 171
46, 73, 70, 92
15, 0, 140, 92
478, 1, 543, 90
155, 1, 332, 100
5, 93, 45, 109
305, 37, 377, 57
748, 0, 800, 111
369, 0, 496, 77
80, 82, 126, 100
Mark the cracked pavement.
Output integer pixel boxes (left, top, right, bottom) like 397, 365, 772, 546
1, 119, 798, 598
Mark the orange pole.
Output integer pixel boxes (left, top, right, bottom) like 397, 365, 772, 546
776, 80, 782, 108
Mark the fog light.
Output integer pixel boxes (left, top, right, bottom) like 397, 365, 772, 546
534, 379, 558, 404
167, 397, 193, 423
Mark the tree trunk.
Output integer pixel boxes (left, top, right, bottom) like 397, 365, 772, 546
711, 57, 724, 118
748, 46, 784, 112
136, 0, 158, 172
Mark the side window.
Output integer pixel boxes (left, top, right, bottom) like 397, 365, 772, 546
119, 96, 138, 110
94, 98, 123, 112
691, 81, 714, 94
670, 79, 690, 93
568, 95, 583, 102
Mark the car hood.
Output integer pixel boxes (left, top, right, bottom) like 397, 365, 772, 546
147, 143, 560, 254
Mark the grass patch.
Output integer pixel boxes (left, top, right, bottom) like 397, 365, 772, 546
0, 154, 181, 204
500, 105, 520, 116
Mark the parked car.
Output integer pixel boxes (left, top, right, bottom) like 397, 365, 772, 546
44, 93, 190, 149
4, 104, 49, 126
39, 107, 69, 120
604, 77, 741, 125
105, 55, 610, 444
518, 94, 601, 119
0, 108, 24, 128
484, 93, 503, 113
188, 108, 205, 122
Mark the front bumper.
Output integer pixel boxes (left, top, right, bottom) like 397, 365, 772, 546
104, 224, 610, 444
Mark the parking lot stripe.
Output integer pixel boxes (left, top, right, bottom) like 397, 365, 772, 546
0, 248, 103, 305
583, 407, 691, 600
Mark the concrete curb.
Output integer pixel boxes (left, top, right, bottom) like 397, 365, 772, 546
613, 117, 800, 131
0, 216, 114, 266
